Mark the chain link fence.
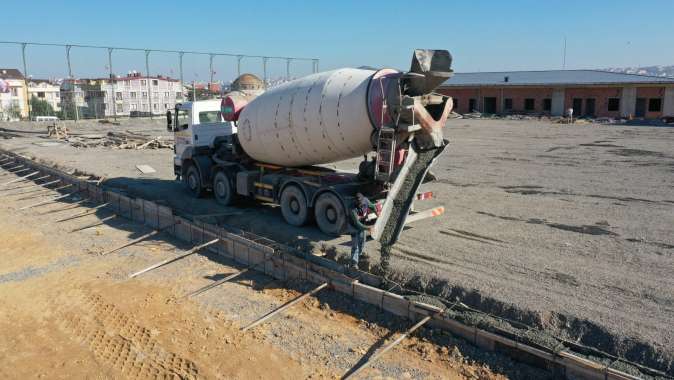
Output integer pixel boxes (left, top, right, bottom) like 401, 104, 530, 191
0, 41, 319, 122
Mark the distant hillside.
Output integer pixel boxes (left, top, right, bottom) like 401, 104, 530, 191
604, 65, 674, 78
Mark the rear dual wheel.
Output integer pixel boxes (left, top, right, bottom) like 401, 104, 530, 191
314, 192, 347, 236
280, 185, 309, 226
213, 170, 235, 206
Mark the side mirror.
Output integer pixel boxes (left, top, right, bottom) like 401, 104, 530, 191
166, 110, 173, 131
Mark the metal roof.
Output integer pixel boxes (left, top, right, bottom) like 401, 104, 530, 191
441, 70, 674, 87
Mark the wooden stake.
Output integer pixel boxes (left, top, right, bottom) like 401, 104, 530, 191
39, 198, 90, 215
19, 189, 80, 210
241, 282, 329, 332
69, 215, 117, 233
55, 202, 110, 223
342, 315, 433, 380
99, 222, 179, 256
129, 238, 219, 278
1, 171, 40, 186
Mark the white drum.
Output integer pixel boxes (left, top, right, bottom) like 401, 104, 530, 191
237, 68, 383, 167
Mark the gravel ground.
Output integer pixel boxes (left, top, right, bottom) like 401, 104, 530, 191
2, 117, 673, 374
0, 161, 536, 379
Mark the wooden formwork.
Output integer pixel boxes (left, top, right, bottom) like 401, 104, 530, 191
0, 150, 650, 380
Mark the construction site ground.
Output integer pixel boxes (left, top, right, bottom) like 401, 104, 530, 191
1, 117, 673, 375
0, 167, 545, 379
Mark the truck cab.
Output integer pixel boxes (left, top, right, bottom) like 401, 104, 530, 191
168, 99, 236, 179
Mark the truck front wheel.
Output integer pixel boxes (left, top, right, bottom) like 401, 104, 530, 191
213, 170, 235, 206
184, 164, 205, 198
280, 185, 309, 226
314, 192, 347, 235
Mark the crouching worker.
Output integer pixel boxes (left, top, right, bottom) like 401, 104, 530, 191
348, 192, 376, 269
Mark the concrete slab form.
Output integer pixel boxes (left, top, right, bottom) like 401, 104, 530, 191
0, 149, 659, 380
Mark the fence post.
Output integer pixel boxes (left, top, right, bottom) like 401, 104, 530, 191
108, 48, 116, 120
178, 51, 184, 101
145, 49, 152, 119
66, 45, 79, 122
237, 55, 243, 77
21, 43, 30, 121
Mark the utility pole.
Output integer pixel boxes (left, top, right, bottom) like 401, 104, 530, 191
108, 48, 116, 120
66, 45, 79, 122
21, 43, 30, 120
145, 49, 152, 119
262, 57, 268, 88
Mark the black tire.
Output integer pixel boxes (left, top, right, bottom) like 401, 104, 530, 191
280, 185, 309, 226
183, 163, 205, 198
213, 170, 235, 206
314, 192, 347, 235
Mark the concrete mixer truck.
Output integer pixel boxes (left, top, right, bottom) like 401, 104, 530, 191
167, 49, 453, 252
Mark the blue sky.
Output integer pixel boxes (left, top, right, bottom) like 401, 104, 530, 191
1, 0, 673, 82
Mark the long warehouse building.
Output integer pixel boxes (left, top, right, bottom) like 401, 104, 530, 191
438, 70, 674, 119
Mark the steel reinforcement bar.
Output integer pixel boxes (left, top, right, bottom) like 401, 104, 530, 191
0, 150, 662, 380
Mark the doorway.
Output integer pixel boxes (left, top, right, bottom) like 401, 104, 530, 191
572, 98, 582, 116
483, 97, 497, 114
635, 98, 646, 117
468, 98, 477, 112
584, 98, 596, 117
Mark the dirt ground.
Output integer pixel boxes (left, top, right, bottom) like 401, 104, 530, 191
0, 164, 534, 379
1, 117, 673, 374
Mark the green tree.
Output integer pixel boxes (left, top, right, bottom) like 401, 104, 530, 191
30, 96, 56, 117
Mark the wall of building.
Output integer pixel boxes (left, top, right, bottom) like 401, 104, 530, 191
440, 84, 673, 119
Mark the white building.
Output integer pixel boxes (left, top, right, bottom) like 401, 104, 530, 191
59, 72, 183, 119
27, 79, 61, 112
0, 68, 29, 120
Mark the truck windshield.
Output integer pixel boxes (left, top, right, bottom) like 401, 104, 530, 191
199, 111, 221, 123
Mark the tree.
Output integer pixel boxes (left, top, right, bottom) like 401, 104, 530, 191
30, 96, 56, 117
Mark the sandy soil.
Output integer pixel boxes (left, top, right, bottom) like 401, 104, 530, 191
2, 117, 673, 374
0, 162, 522, 379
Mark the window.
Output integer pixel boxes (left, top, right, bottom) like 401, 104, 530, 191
543, 98, 552, 111
55, 92, 60, 98
124, 80, 130, 87
164, 103, 169, 109
142, 92, 147, 97
164, 91, 169, 97
524, 98, 535, 111
153, 103, 158, 110
115, 92, 122, 100
607, 98, 620, 112
142, 104, 148, 111
10, 87, 17, 96
141, 80, 147, 86
176, 92, 182, 98
37, 91, 45, 98
115, 104, 122, 112
152, 80, 158, 86
648, 98, 662, 112
504, 98, 513, 110
130, 92, 137, 99
130, 103, 137, 111
199, 111, 221, 123
453, 98, 458, 109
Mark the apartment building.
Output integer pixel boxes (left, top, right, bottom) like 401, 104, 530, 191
27, 79, 61, 112
60, 72, 184, 119
0, 68, 29, 120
